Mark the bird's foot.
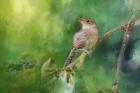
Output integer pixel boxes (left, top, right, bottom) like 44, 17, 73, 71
77, 49, 90, 56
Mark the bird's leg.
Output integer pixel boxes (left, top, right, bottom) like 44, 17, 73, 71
77, 49, 90, 56
75, 52, 87, 69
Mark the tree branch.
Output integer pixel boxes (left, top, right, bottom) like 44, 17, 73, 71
112, 15, 136, 93
99, 26, 121, 43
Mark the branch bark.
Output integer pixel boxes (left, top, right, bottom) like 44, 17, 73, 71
112, 15, 136, 93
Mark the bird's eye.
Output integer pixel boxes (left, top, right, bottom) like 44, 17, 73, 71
86, 20, 90, 23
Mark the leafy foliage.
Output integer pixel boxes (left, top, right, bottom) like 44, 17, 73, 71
0, 0, 140, 93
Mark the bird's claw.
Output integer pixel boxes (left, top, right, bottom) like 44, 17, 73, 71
77, 49, 90, 56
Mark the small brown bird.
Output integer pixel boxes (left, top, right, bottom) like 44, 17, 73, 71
64, 19, 99, 67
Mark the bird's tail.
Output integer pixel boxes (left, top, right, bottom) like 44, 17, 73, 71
64, 48, 77, 67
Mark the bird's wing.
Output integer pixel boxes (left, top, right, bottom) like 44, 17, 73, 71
73, 31, 87, 48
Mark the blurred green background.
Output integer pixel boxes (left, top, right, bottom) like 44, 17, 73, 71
0, 0, 140, 93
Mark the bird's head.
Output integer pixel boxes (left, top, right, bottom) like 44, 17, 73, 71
80, 19, 97, 29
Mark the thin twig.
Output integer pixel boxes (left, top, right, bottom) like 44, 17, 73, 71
99, 26, 121, 43
112, 15, 136, 93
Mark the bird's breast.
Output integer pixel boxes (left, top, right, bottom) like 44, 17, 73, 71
82, 28, 99, 39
